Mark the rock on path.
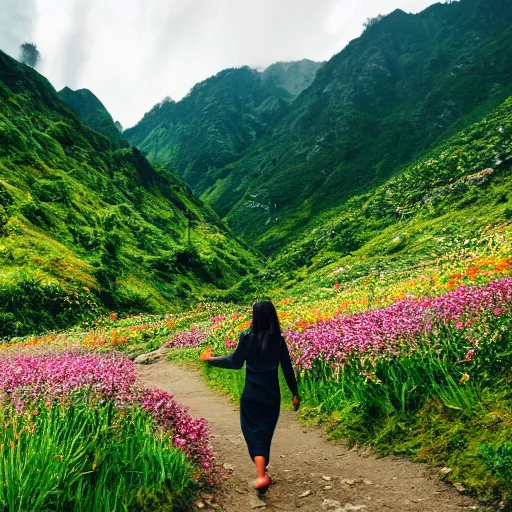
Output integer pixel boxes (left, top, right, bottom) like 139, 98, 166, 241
138, 360, 481, 512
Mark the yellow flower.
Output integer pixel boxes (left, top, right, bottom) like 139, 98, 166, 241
459, 373, 470, 384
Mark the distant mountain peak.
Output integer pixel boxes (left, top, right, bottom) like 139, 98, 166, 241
260, 59, 323, 98
158, 95, 175, 106
58, 86, 126, 147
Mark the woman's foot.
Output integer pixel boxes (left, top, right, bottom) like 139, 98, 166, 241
254, 474, 272, 492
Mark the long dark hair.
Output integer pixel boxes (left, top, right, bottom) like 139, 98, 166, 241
251, 301, 281, 355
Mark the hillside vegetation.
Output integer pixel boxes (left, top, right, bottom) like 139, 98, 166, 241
198, 0, 512, 254
256, 95, 512, 295
124, 62, 321, 195
0, 51, 259, 337
58, 86, 127, 147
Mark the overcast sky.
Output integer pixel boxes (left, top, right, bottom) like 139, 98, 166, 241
1, 0, 439, 128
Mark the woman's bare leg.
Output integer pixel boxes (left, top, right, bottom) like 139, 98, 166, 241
254, 456, 271, 489
254, 456, 267, 478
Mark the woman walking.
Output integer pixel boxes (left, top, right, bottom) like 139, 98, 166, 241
201, 301, 300, 494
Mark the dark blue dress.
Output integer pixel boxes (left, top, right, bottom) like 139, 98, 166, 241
207, 330, 298, 462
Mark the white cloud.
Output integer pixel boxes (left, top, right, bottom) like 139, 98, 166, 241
0, 0, 37, 58
0, 0, 440, 127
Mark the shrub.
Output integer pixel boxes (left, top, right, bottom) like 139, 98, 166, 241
480, 443, 512, 491
0, 274, 100, 337
18, 199, 49, 226
34, 178, 70, 203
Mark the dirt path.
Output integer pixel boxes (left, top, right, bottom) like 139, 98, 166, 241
138, 360, 483, 512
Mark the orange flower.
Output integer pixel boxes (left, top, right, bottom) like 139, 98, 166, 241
200, 348, 213, 361
493, 260, 509, 271
466, 267, 479, 278
237, 320, 252, 331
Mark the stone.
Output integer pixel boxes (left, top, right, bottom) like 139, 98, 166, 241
223, 463, 235, 472
363, 479, 373, 486
440, 467, 453, 477
325, 486, 333, 490
322, 476, 332, 481
134, 351, 162, 364
322, 499, 342, 509
341, 505, 367, 511
299, 490, 311, 498
249, 495, 266, 509
341, 478, 355, 486
454, 482, 467, 493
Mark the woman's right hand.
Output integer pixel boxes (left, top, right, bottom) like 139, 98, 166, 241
292, 395, 301, 411
200, 348, 213, 361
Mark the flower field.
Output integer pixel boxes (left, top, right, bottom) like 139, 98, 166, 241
0, 351, 213, 511
1, 228, 512, 508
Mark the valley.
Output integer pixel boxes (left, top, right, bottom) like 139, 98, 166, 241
0, 0, 511, 510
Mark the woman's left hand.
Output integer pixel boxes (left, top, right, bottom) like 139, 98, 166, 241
200, 348, 213, 361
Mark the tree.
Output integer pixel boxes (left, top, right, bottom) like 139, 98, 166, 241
19, 43, 41, 68
115, 121, 124, 133
363, 14, 385, 31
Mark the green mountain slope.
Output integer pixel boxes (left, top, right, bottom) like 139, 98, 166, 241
58, 86, 126, 148
260, 94, 512, 293
261, 59, 323, 98
0, 51, 259, 337
124, 66, 293, 194
202, 0, 512, 254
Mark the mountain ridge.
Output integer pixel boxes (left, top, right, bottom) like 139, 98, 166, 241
0, 50, 259, 337
58, 86, 126, 148
124, 60, 323, 194
260, 59, 323, 98
201, 0, 512, 254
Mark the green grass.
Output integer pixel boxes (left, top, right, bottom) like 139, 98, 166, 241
0, 397, 196, 512
295, 314, 512, 506
259, 95, 512, 297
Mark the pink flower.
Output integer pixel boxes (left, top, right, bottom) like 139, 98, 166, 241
225, 338, 237, 349
283, 278, 512, 371
0, 352, 215, 479
465, 350, 475, 361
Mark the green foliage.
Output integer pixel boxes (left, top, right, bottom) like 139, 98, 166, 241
58, 86, 127, 148
0, 398, 195, 511
196, 0, 512, 253
480, 443, 512, 490
266, 95, 512, 290
363, 14, 385, 30
125, 67, 294, 194
0, 50, 259, 336
0, 274, 100, 338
